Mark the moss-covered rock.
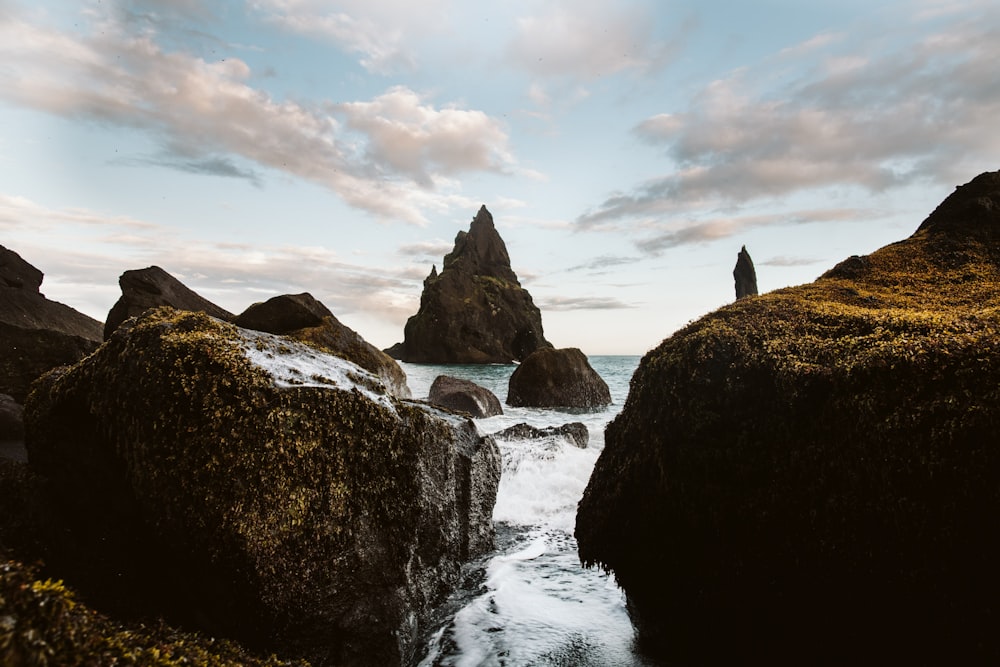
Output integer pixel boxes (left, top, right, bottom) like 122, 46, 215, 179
23, 307, 500, 666
576, 171, 1000, 665
0, 554, 309, 667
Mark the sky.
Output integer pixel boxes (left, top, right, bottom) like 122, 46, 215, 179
2, 0, 998, 355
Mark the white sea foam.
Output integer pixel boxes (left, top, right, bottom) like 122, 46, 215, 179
239, 328, 396, 412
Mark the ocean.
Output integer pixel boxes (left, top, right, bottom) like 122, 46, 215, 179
400, 356, 660, 667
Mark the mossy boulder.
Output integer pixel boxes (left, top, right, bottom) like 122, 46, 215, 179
23, 307, 500, 666
0, 246, 103, 403
386, 206, 552, 363
236, 293, 411, 398
576, 171, 1000, 665
0, 554, 308, 667
428, 375, 503, 418
506, 347, 611, 409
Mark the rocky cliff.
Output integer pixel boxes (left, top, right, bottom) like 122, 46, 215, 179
576, 171, 1000, 665
0, 246, 102, 403
104, 265, 234, 339
385, 206, 551, 363
24, 308, 500, 666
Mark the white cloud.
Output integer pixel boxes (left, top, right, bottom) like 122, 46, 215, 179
249, 0, 448, 73
333, 86, 517, 187
582, 5, 1000, 229
0, 3, 517, 226
507, 0, 682, 81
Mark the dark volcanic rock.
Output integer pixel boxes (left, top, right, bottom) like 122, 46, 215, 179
576, 171, 1000, 665
506, 347, 611, 409
428, 375, 502, 418
103, 266, 233, 339
0, 393, 24, 441
237, 293, 410, 398
24, 307, 500, 667
0, 246, 103, 402
234, 292, 332, 334
733, 244, 758, 299
493, 422, 588, 449
385, 206, 552, 363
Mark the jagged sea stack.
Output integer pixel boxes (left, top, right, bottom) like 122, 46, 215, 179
386, 206, 552, 363
576, 171, 1000, 665
733, 245, 758, 299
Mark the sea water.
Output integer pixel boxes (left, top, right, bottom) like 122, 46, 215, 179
401, 357, 660, 667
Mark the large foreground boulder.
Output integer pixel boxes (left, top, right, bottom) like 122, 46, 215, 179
576, 171, 1000, 665
25, 308, 500, 666
428, 375, 503, 418
0, 246, 102, 402
103, 265, 233, 339
385, 206, 552, 363
507, 347, 611, 409
236, 293, 411, 398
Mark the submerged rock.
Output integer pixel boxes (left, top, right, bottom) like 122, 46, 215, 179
428, 375, 503, 418
506, 347, 611, 409
733, 244, 758, 299
236, 293, 411, 399
576, 171, 1000, 665
492, 422, 588, 449
0, 245, 102, 402
385, 206, 552, 363
103, 265, 233, 339
24, 307, 500, 666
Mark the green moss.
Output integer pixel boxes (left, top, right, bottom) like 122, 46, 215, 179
0, 555, 309, 666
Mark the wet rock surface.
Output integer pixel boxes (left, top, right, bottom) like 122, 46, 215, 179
428, 375, 503, 418
24, 307, 500, 666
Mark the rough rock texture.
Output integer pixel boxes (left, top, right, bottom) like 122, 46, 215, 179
428, 375, 503, 418
103, 265, 234, 339
0, 246, 103, 402
236, 293, 411, 398
0, 393, 24, 441
0, 555, 309, 667
24, 308, 500, 667
576, 171, 1000, 665
492, 422, 588, 449
506, 347, 611, 409
385, 206, 551, 363
734, 244, 758, 299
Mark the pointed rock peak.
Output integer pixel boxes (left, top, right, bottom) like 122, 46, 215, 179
443, 205, 516, 282
734, 245, 758, 300
916, 170, 1000, 240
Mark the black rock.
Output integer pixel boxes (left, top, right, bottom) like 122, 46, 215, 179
428, 375, 503, 418
492, 422, 588, 449
506, 347, 610, 409
733, 245, 758, 299
385, 206, 552, 363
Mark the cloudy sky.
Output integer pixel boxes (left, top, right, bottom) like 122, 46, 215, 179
2, 0, 998, 354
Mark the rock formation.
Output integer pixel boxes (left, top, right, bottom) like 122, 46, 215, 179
385, 206, 552, 363
492, 422, 588, 449
428, 375, 503, 418
576, 171, 1000, 665
24, 307, 500, 666
236, 293, 410, 398
0, 246, 103, 403
733, 245, 758, 299
103, 265, 233, 339
506, 347, 611, 409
